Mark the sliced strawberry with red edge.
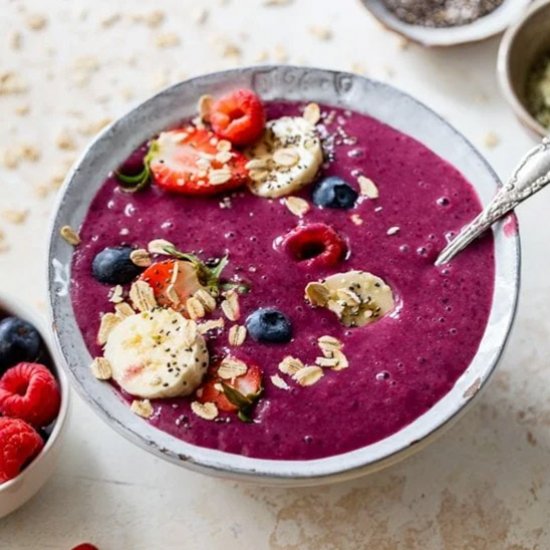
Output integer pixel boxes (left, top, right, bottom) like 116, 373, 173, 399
148, 127, 249, 195
140, 259, 203, 311
210, 89, 265, 146
282, 223, 347, 268
138, 242, 252, 320
139, 246, 231, 310
198, 357, 262, 422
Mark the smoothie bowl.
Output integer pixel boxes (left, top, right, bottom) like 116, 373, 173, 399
48, 66, 519, 485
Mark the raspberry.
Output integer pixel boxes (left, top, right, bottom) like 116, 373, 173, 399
210, 88, 265, 146
0, 417, 43, 483
0, 363, 61, 428
282, 223, 347, 268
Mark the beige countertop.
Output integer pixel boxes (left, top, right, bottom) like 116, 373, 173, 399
0, 0, 548, 548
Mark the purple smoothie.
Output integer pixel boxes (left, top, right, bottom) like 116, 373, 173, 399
71, 101, 494, 460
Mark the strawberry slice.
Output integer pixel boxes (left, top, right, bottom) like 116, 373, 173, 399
139, 248, 230, 312
148, 127, 249, 195
210, 89, 265, 146
139, 259, 203, 311
198, 357, 263, 421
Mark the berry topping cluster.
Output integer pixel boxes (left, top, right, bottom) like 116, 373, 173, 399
0, 316, 61, 484
63, 89, 396, 428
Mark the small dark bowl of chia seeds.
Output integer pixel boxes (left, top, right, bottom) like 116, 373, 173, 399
498, 0, 550, 138
359, 0, 530, 47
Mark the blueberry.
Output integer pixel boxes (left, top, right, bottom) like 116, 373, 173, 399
92, 246, 144, 285
312, 176, 358, 209
0, 317, 42, 373
39, 421, 56, 442
246, 308, 292, 344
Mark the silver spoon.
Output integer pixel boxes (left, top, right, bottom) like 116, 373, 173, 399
435, 137, 550, 266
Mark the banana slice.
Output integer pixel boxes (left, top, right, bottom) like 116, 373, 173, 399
104, 308, 209, 399
245, 116, 323, 198
305, 270, 395, 328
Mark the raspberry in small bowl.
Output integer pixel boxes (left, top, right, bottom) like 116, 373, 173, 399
0, 293, 69, 519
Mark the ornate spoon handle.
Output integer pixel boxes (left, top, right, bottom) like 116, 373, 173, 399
435, 137, 550, 266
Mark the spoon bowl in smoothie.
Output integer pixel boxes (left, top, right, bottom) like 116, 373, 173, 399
47, 66, 519, 485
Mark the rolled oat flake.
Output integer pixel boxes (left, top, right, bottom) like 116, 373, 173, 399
383, 0, 504, 28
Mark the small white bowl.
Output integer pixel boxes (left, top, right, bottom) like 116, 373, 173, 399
0, 294, 70, 518
498, 0, 550, 138
359, 0, 531, 47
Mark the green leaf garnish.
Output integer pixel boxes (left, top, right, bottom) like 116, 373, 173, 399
221, 383, 253, 409
209, 255, 229, 281
162, 246, 203, 264
238, 410, 253, 423
116, 165, 150, 192
161, 245, 248, 296
220, 281, 251, 294
221, 382, 263, 423
115, 143, 157, 193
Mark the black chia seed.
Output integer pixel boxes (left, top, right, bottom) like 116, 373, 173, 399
382, 0, 504, 28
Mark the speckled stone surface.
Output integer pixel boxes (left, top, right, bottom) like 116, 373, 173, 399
0, 0, 547, 548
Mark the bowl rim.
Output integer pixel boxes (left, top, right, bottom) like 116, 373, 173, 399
46, 65, 521, 484
358, 0, 532, 47
0, 294, 70, 493
497, 0, 550, 138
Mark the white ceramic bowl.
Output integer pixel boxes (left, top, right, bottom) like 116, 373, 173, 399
359, 0, 531, 47
47, 66, 519, 486
498, 0, 550, 138
0, 294, 70, 518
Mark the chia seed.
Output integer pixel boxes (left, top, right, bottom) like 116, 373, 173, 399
382, 0, 504, 28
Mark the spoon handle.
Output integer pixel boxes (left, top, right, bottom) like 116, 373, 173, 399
435, 137, 550, 266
